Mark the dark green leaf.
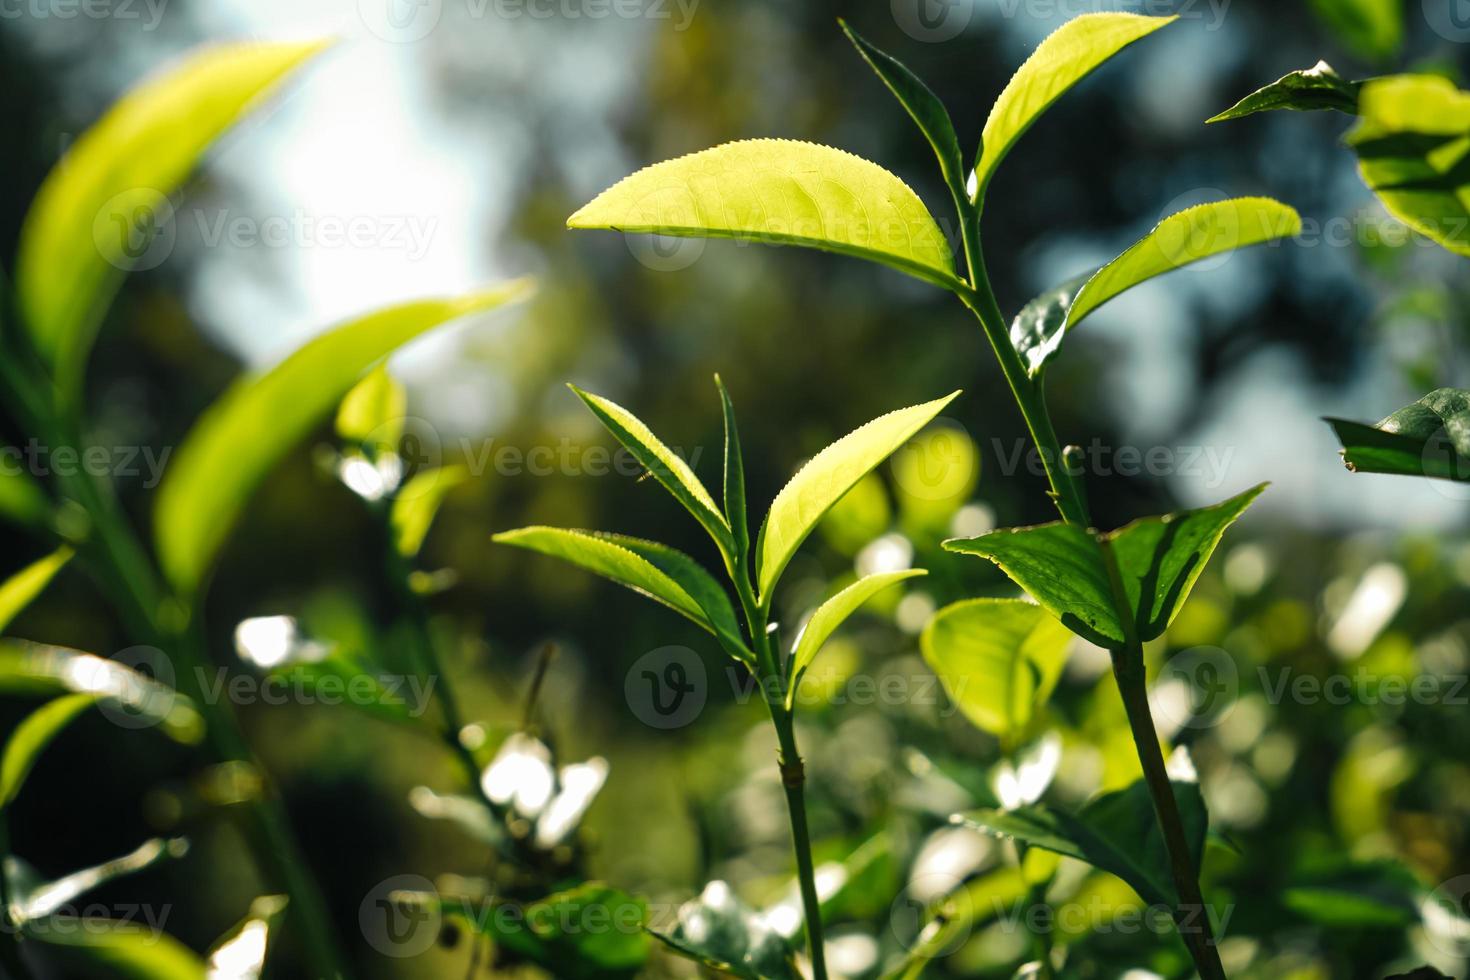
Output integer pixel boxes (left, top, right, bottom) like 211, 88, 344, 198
1329, 388, 1470, 480
0, 463, 50, 531
651, 881, 799, 980
1208, 61, 1362, 122
715, 375, 750, 562
839, 20, 964, 194
1280, 860, 1421, 929
954, 778, 1208, 907
945, 485, 1265, 648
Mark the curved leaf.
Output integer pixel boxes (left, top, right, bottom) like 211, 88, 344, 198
155, 280, 531, 595
715, 375, 749, 561
945, 484, 1265, 648
1347, 75, 1470, 257
571, 385, 732, 553
973, 13, 1176, 206
207, 894, 289, 980
1329, 387, 1470, 480
599, 533, 749, 660
787, 569, 925, 708
568, 139, 958, 288
0, 640, 204, 743
0, 464, 50, 531
840, 21, 964, 194
954, 777, 1208, 907
25, 918, 205, 980
336, 364, 407, 455
492, 528, 745, 655
15, 41, 327, 402
0, 693, 95, 808
16, 838, 187, 923
1011, 198, 1301, 376
758, 391, 959, 603
0, 547, 73, 634
1208, 61, 1362, 123
390, 465, 470, 557
920, 598, 1072, 741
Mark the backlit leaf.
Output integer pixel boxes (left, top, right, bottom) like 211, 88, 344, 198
336, 364, 407, 456
25, 918, 206, 980
651, 881, 799, 980
0, 693, 95, 808
973, 13, 1175, 206
0, 464, 50, 531
390, 465, 470, 557
787, 570, 925, 708
568, 139, 958, 288
571, 385, 732, 553
1011, 199, 1301, 376
1207, 61, 1362, 123
0, 547, 73, 633
206, 894, 289, 980
155, 281, 531, 595
920, 598, 1073, 741
14, 41, 327, 403
758, 391, 959, 603
945, 485, 1265, 648
15, 837, 187, 923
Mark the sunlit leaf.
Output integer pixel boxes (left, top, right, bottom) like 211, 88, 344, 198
0, 464, 50, 531
390, 465, 470, 557
758, 391, 959, 603
14, 837, 187, 923
1308, 0, 1403, 62
0, 640, 204, 743
25, 917, 206, 980
437, 883, 650, 979
972, 13, 1176, 206
336, 364, 406, 456
1207, 61, 1361, 123
945, 485, 1265, 648
1010, 199, 1301, 375
0, 694, 95, 808
921, 598, 1072, 742
1346, 75, 1470, 257
954, 777, 1209, 907
650, 881, 799, 980
206, 894, 289, 980
715, 375, 749, 561
571, 385, 732, 553
840, 20, 964, 193
155, 281, 531, 595
568, 139, 959, 289
1329, 388, 1470, 480
880, 868, 1031, 980
787, 570, 926, 708
14, 41, 327, 403
0, 546, 72, 633
492, 527, 749, 658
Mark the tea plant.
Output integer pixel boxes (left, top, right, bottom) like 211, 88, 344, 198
565, 13, 1308, 979
494, 379, 952, 978
0, 40, 531, 978
1213, 62, 1470, 483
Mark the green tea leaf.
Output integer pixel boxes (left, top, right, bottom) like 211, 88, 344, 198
715, 375, 750, 561
571, 385, 732, 553
973, 13, 1176, 206
920, 598, 1072, 741
207, 894, 289, 979
1308, 0, 1403, 62
758, 391, 959, 603
0, 546, 73, 633
439, 883, 650, 979
493, 527, 749, 657
0, 640, 204, 743
25, 918, 206, 980
651, 881, 799, 980
1011, 198, 1301, 376
1207, 61, 1362, 123
155, 281, 531, 595
336, 364, 407, 455
945, 485, 1265, 648
786, 569, 925, 709
1346, 75, 1470, 257
954, 778, 1209, 907
0, 464, 50, 531
13, 837, 187, 923
568, 139, 959, 289
839, 20, 964, 194
0, 693, 95, 808
1329, 388, 1470, 480
390, 465, 471, 557
14, 41, 327, 403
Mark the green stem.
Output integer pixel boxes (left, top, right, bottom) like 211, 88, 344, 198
953, 208, 1225, 979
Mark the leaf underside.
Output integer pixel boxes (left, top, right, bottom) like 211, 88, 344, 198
1329, 387, 1470, 480
1207, 61, 1362, 123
